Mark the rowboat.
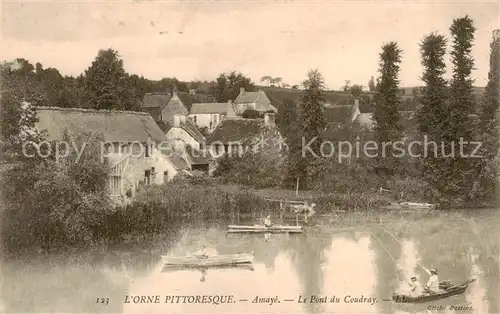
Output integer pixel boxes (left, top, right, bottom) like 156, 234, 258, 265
392, 279, 476, 303
399, 202, 435, 209
161, 263, 255, 272
161, 252, 254, 267
227, 224, 303, 233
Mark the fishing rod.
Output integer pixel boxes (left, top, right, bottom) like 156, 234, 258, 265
377, 224, 429, 272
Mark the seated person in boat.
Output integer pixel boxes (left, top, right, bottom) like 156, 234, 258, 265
193, 245, 208, 258
264, 215, 272, 227
423, 267, 440, 293
407, 276, 422, 297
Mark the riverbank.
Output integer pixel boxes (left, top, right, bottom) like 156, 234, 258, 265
2, 179, 497, 258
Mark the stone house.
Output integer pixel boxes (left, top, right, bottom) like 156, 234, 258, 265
35, 107, 185, 203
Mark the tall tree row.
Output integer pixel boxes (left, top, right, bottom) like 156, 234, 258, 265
473, 29, 500, 200
417, 33, 449, 193
373, 42, 403, 174
444, 16, 477, 201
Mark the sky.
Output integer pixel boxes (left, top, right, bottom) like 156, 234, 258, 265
1, 0, 499, 90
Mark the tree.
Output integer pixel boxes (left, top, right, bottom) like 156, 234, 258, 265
373, 42, 403, 144
211, 71, 255, 102
298, 70, 326, 157
342, 80, 351, 91
368, 76, 376, 92
273, 77, 283, 87
444, 16, 477, 201
260, 76, 272, 86
473, 29, 500, 200
349, 85, 363, 98
372, 42, 403, 176
82, 49, 135, 110
416, 33, 449, 197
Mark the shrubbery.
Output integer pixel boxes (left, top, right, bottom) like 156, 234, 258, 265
214, 151, 285, 188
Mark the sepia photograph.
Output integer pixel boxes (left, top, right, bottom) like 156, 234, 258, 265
1, 0, 499, 313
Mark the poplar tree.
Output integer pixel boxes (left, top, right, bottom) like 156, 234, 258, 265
473, 30, 500, 200
372, 42, 403, 174
373, 42, 403, 144
417, 33, 449, 191
445, 16, 477, 200
299, 69, 326, 156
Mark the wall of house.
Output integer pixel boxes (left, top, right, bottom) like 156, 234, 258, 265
165, 127, 201, 150
188, 113, 224, 130
151, 150, 179, 184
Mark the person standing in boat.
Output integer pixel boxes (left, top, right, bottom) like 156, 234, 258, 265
407, 276, 423, 297
264, 215, 272, 227
423, 267, 440, 293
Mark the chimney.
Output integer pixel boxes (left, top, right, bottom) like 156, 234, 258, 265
226, 100, 236, 118
239, 87, 245, 95
173, 114, 181, 127
264, 112, 276, 126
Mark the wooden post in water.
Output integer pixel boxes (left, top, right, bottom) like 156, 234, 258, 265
296, 214, 298, 226
296, 178, 300, 197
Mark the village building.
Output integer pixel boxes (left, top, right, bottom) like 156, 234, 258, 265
207, 103, 284, 158
165, 113, 206, 151
35, 107, 188, 203
188, 101, 233, 132
141, 90, 216, 124
233, 87, 278, 115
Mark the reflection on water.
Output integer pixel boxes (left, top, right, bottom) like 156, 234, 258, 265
396, 239, 419, 294
322, 235, 377, 313
2, 210, 499, 314
466, 247, 488, 313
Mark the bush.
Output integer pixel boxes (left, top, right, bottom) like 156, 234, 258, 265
214, 151, 285, 188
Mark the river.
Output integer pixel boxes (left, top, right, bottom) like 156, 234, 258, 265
2, 209, 499, 314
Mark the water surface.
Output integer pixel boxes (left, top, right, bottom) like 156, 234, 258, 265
3, 209, 499, 314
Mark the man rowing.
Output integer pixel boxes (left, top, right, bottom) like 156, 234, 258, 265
264, 215, 272, 227
422, 267, 440, 294
193, 245, 208, 259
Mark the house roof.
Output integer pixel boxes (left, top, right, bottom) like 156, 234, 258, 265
141, 92, 216, 111
178, 93, 216, 111
168, 152, 191, 170
235, 90, 277, 112
36, 107, 166, 142
142, 92, 171, 108
207, 118, 266, 144
190, 103, 228, 114
165, 119, 206, 144
159, 149, 190, 170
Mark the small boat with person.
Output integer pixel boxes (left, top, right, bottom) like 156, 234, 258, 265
227, 224, 303, 233
399, 201, 435, 210
162, 252, 254, 267
392, 279, 476, 303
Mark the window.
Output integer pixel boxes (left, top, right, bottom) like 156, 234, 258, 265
163, 171, 169, 184
145, 143, 150, 157
193, 116, 197, 123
